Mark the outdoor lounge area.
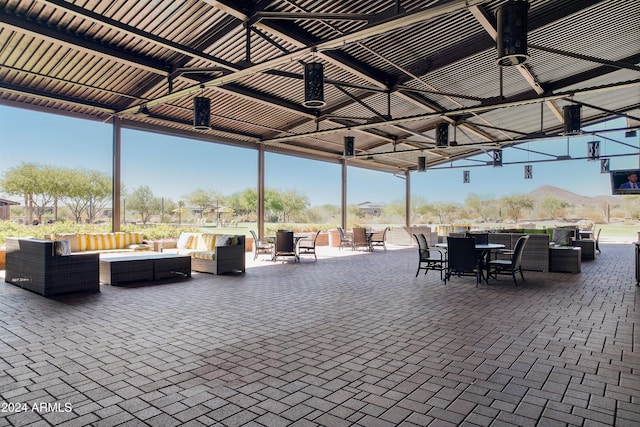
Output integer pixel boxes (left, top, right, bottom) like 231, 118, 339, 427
0, 241, 638, 426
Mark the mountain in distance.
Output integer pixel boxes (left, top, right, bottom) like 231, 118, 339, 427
527, 185, 616, 206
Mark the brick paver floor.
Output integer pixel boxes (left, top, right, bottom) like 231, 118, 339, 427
0, 243, 638, 426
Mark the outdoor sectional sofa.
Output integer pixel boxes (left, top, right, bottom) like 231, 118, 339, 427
161, 232, 246, 275
50, 231, 246, 275
488, 232, 550, 272
5, 237, 100, 297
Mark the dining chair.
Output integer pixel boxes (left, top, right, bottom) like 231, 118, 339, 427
370, 227, 390, 250
414, 233, 447, 280
273, 231, 298, 262
594, 228, 601, 254
250, 230, 273, 261
297, 230, 320, 261
445, 236, 481, 286
337, 227, 353, 250
487, 235, 530, 285
352, 227, 371, 251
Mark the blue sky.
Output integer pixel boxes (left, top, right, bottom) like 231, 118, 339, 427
1, 105, 638, 206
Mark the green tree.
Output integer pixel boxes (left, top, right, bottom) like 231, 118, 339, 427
539, 196, 571, 220
465, 193, 496, 222
185, 188, 217, 218
427, 202, 459, 223
126, 185, 160, 224
0, 163, 57, 223
501, 194, 534, 222
61, 169, 112, 223
279, 190, 309, 223
227, 189, 257, 219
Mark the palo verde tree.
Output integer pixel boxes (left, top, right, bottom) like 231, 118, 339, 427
500, 194, 534, 222
125, 185, 160, 224
0, 163, 57, 223
185, 188, 223, 219
61, 169, 112, 223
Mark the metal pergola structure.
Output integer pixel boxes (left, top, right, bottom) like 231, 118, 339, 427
1, 0, 639, 236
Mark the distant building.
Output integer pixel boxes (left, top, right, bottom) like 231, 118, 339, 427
358, 201, 386, 216
0, 198, 20, 221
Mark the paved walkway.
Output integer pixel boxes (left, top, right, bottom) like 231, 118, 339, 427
0, 243, 638, 426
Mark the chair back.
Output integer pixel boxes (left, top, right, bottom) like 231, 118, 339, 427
301, 230, 320, 248
467, 232, 488, 245
512, 235, 530, 269
275, 231, 295, 253
250, 229, 260, 243
413, 233, 427, 250
352, 227, 368, 245
414, 233, 429, 260
337, 227, 346, 238
447, 237, 476, 272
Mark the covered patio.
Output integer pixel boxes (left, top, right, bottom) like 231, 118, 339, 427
1, 242, 638, 426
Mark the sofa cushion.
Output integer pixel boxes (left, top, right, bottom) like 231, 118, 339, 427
177, 233, 195, 249
54, 240, 72, 256
201, 234, 217, 250
215, 235, 230, 246
53, 233, 79, 252
191, 250, 216, 260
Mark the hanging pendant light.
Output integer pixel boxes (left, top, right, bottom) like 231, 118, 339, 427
436, 123, 449, 147
193, 96, 211, 130
303, 62, 325, 108
417, 156, 427, 172
463, 170, 470, 183
493, 149, 503, 167
563, 104, 581, 134
587, 140, 600, 161
496, 0, 530, 66
524, 165, 533, 179
344, 136, 355, 158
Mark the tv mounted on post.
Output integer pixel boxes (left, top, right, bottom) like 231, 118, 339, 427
610, 169, 640, 195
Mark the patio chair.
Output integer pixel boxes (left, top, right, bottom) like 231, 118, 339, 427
297, 231, 320, 261
273, 231, 298, 262
337, 227, 353, 250
414, 233, 447, 280
594, 228, 601, 254
352, 227, 371, 251
370, 227, 389, 250
445, 236, 481, 286
250, 230, 273, 261
487, 235, 530, 285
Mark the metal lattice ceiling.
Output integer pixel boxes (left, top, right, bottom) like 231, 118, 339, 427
1, 0, 639, 173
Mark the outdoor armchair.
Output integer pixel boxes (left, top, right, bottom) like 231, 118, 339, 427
487, 235, 530, 285
297, 230, 320, 261
250, 230, 273, 261
414, 233, 447, 280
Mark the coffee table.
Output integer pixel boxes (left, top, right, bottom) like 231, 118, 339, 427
100, 253, 191, 286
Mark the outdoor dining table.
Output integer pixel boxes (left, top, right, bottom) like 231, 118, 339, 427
436, 242, 505, 283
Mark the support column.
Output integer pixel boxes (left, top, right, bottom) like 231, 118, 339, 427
112, 117, 121, 232
258, 145, 265, 239
341, 159, 347, 229
405, 170, 411, 228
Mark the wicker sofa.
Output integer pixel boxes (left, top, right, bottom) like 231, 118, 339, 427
162, 232, 246, 275
4, 238, 99, 297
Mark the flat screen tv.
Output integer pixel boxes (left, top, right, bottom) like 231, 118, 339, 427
610, 169, 640, 195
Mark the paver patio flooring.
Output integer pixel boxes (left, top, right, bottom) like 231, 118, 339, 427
0, 243, 638, 426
